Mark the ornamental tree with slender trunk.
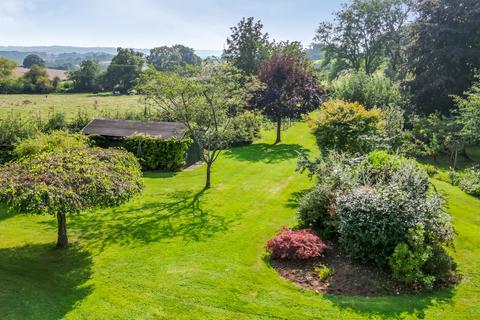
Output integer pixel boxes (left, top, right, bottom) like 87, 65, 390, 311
0, 148, 143, 248
250, 53, 324, 144
139, 63, 260, 189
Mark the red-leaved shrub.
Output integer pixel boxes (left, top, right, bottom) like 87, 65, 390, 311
266, 228, 327, 260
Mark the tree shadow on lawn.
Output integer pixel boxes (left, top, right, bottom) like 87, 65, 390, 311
325, 287, 455, 319
0, 243, 93, 320
224, 143, 309, 164
285, 189, 311, 209
65, 189, 237, 251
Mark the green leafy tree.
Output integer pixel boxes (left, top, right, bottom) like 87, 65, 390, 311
454, 74, 480, 145
104, 48, 145, 93
0, 57, 17, 78
223, 17, 271, 75
404, 0, 480, 114
22, 54, 45, 68
68, 60, 102, 92
139, 64, 259, 188
147, 45, 201, 72
22, 65, 53, 93
250, 53, 324, 143
0, 148, 143, 248
314, 0, 410, 78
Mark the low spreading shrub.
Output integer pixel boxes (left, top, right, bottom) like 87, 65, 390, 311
13, 131, 90, 158
389, 227, 435, 289
266, 228, 327, 260
358, 150, 430, 195
458, 167, 480, 198
311, 100, 383, 154
297, 184, 332, 228
315, 264, 334, 281
123, 134, 192, 171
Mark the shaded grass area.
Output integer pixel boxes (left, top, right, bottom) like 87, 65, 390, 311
0, 122, 479, 319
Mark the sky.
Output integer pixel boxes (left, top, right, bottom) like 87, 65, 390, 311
0, 0, 345, 50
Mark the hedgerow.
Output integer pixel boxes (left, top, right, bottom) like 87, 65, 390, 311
123, 134, 192, 171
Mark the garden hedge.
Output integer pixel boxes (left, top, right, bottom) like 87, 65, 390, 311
123, 134, 192, 171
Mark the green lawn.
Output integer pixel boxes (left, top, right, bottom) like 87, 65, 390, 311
0, 93, 146, 120
0, 121, 479, 319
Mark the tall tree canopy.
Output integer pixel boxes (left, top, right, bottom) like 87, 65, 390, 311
68, 60, 102, 92
0, 148, 143, 248
250, 53, 324, 143
147, 45, 202, 72
223, 17, 271, 75
314, 0, 410, 78
404, 0, 480, 115
23, 54, 45, 68
104, 48, 145, 93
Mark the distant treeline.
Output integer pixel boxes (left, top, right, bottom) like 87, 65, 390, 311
0, 51, 114, 70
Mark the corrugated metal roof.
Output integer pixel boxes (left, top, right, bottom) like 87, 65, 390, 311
82, 119, 187, 139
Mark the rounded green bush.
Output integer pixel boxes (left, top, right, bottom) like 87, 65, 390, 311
336, 185, 453, 265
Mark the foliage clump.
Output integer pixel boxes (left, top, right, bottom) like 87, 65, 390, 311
310, 100, 382, 154
330, 71, 404, 109
266, 228, 327, 260
123, 134, 192, 171
296, 150, 456, 289
13, 131, 90, 158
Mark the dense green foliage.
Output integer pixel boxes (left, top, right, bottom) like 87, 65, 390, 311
223, 17, 271, 75
22, 54, 45, 68
123, 134, 192, 171
404, 0, 480, 114
147, 45, 201, 72
314, 0, 409, 78
0, 148, 143, 214
22, 65, 54, 93
297, 149, 456, 287
310, 100, 382, 154
389, 227, 436, 289
329, 71, 403, 109
12, 131, 89, 158
68, 60, 102, 92
450, 167, 480, 198
104, 48, 145, 93
230, 111, 262, 146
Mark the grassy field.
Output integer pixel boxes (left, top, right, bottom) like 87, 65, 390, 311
0, 121, 479, 319
0, 93, 146, 120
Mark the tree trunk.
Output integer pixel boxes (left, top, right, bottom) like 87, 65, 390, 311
205, 162, 212, 189
56, 213, 68, 249
275, 118, 282, 144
